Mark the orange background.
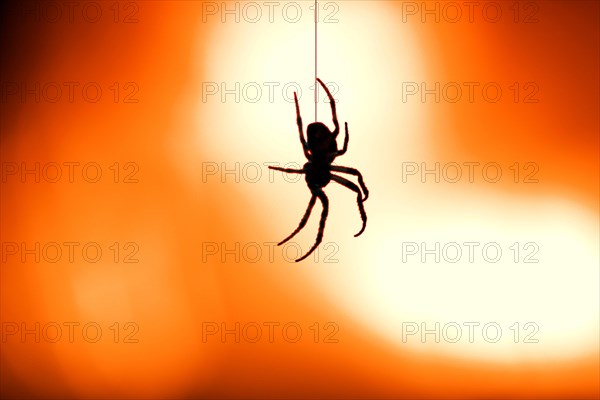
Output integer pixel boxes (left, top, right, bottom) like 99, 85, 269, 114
1, 1, 598, 399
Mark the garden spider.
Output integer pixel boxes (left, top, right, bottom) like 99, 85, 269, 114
269, 78, 368, 262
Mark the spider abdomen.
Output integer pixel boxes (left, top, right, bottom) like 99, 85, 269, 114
306, 122, 338, 155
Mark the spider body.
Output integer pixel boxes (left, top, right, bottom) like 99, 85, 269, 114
303, 160, 331, 189
269, 78, 368, 262
307, 122, 337, 156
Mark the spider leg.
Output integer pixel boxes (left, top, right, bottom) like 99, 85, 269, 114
295, 188, 328, 262
316, 78, 339, 136
294, 92, 311, 160
268, 166, 305, 174
331, 165, 369, 201
278, 194, 317, 246
330, 174, 367, 237
334, 122, 349, 157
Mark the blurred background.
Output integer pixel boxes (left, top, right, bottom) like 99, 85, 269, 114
1, 0, 598, 398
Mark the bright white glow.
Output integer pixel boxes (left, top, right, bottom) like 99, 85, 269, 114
314, 190, 599, 362
190, 1, 599, 362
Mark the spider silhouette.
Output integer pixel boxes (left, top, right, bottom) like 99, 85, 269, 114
269, 78, 368, 262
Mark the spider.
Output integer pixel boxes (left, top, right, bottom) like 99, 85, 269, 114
269, 78, 368, 262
